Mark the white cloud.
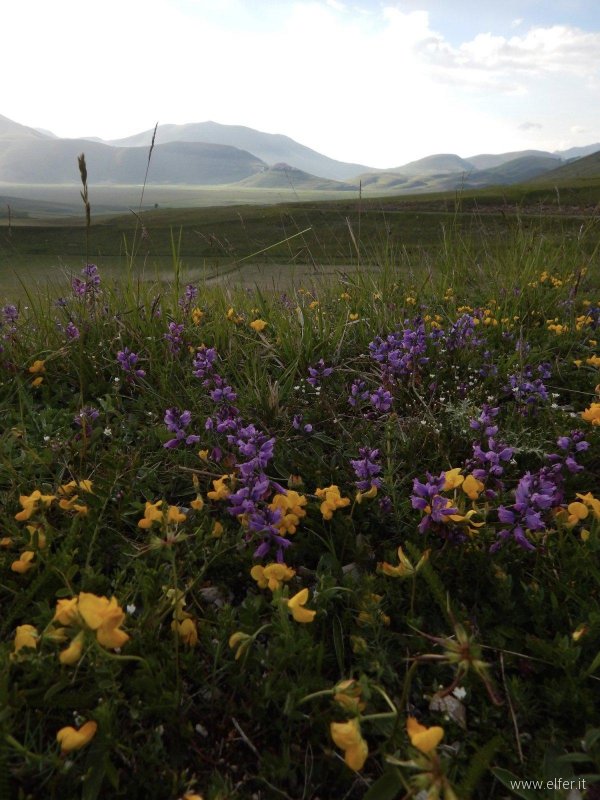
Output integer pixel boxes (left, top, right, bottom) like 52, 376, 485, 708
1, 1, 599, 166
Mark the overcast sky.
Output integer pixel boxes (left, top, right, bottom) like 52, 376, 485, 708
3, 0, 600, 168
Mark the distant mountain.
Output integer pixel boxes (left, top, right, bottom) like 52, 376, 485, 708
236, 162, 356, 191
554, 143, 600, 160
467, 150, 559, 170
0, 137, 267, 184
386, 153, 474, 175
0, 114, 50, 140
529, 150, 600, 184
109, 121, 372, 181
465, 155, 563, 186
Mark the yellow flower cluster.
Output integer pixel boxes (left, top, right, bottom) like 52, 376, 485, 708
167, 588, 198, 646
315, 485, 350, 520
250, 562, 296, 592
249, 318, 268, 332
407, 716, 444, 753
269, 489, 307, 534
582, 402, 600, 425
443, 468, 485, 500
378, 546, 429, 579
52, 593, 129, 665
138, 500, 187, 529
207, 474, 235, 501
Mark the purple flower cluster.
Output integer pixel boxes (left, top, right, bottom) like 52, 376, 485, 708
292, 414, 313, 434
411, 472, 459, 536
350, 447, 382, 492
65, 321, 80, 341
494, 467, 563, 552
164, 322, 185, 355
164, 407, 200, 449
506, 365, 550, 413
348, 379, 369, 408
72, 264, 101, 299
178, 283, 198, 313
117, 347, 146, 379
192, 346, 218, 384
548, 430, 589, 474
445, 313, 483, 351
307, 358, 334, 388
369, 386, 393, 413
368, 318, 429, 381
468, 405, 514, 498
74, 406, 100, 437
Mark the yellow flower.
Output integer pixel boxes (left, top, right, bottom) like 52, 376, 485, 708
330, 718, 368, 771
198, 449, 209, 461
443, 468, 464, 491
228, 631, 252, 660
576, 492, 600, 519
56, 720, 98, 753
572, 623, 588, 642
581, 402, 600, 425
349, 313, 359, 321
167, 505, 187, 525
315, 485, 350, 520
77, 593, 130, 649
207, 475, 233, 501
173, 617, 198, 647
406, 716, 444, 753
191, 307, 204, 325
251, 563, 296, 592
15, 489, 55, 521
355, 485, 377, 503
138, 500, 165, 529
339, 292, 351, 301
287, 588, 316, 623
586, 355, 600, 368
190, 495, 204, 511
250, 319, 268, 332
13, 624, 38, 654
54, 597, 80, 625
31, 376, 44, 387
378, 546, 429, 578
59, 631, 85, 665
269, 490, 307, 534
565, 501, 589, 526
212, 521, 224, 538
11, 551, 35, 573
462, 474, 485, 500
28, 359, 46, 374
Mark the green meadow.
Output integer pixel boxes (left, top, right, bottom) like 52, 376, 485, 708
1, 181, 600, 799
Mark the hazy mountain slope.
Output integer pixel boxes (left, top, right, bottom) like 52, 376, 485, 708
109, 121, 372, 181
0, 114, 50, 140
386, 153, 474, 175
0, 138, 266, 184
528, 151, 600, 184
465, 155, 563, 186
555, 143, 600, 160
467, 150, 558, 170
236, 163, 356, 191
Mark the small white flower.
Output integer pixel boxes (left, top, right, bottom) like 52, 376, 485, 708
126, 604, 136, 615
452, 686, 467, 700
43, 435, 51, 442
103, 427, 112, 437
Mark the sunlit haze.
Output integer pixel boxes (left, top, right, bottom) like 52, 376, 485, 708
4, 0, 600, 167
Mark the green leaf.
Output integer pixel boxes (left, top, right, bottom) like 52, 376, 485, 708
363, 767, 404, 800
492, 768, 540, 800
332, 615, 345, 675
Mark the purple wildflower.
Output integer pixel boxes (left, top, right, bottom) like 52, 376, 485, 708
72, 264, 101, 299
369, 386, 393, 413
117, 347, 146, 379
192, 346, 218, 384
350, 447, 383, 492
307, 358, 334, 388
348, 378, 369, 408
411, 472, 459, 535
163, 407, 200, 449
178, 283, 198, 313
65, 321, 80, 340
164, 322, 184, 355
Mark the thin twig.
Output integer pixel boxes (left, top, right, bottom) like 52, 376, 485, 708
499, 651, 524, 764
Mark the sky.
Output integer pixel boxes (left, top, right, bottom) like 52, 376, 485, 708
3, 0, 600, 168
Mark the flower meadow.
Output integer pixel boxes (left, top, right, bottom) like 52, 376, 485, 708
1, 247, 600, 800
